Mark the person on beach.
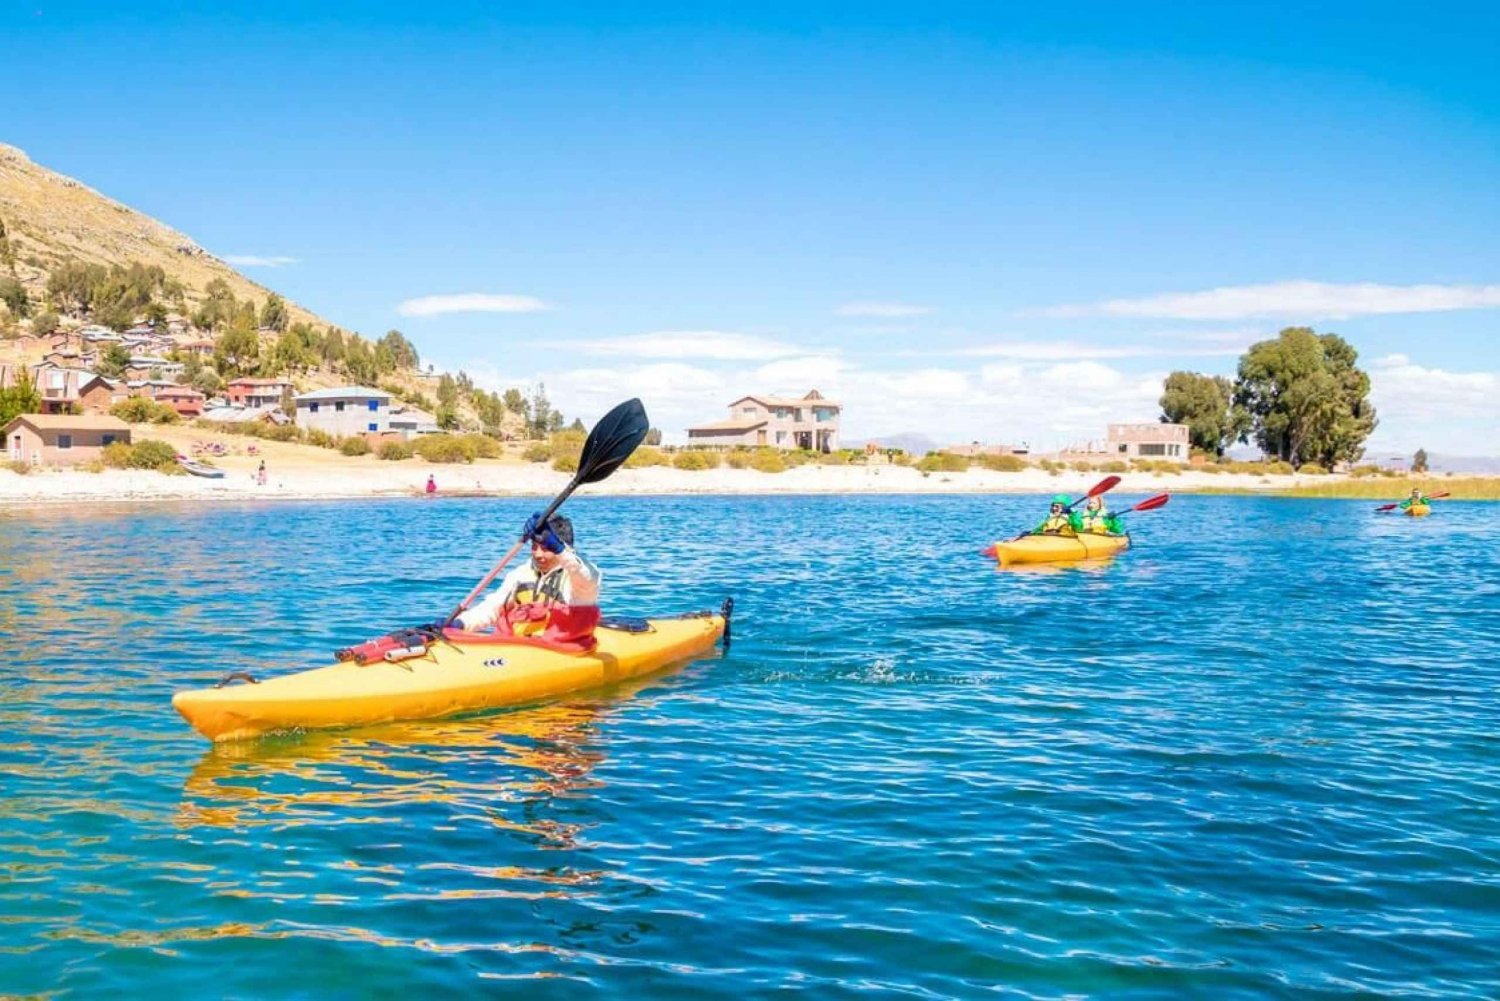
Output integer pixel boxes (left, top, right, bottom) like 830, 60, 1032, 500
450, 513, 602, 646
1034, 495, 1076, 535
1398, 487, 1430, 511
1073, 495, 1121, 535
425, 474, 437, 495
256, 460, 267, 486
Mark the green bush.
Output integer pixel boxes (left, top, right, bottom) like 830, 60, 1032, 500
305, 428, 337, 449
258, 423, 298, 442
378, 441, 413, 461
413, 434, 476, 463
976, 453, 1028, 472
818, 450, 850, 465
916, 452, 970, 473
111, 397, 179, 424
125, 438, 179, 471
101, 442, 133, 468
1297, 463, 1328, 475
1037, 459, 1059, 472
783, 450, 815, 468
749, 449, 787, 473
673, 449, 720, 470
458, 433, 502, 459
625, 446, 668, 468
522, 442, 551, 463
1348, 464, 1382, 478
552, 453, 579, 473
1266, 460, 1294, 475
340, 436, 372, 456
1100, 460, 1129, 473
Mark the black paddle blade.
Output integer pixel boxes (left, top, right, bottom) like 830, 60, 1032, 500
576, 398, 650, 485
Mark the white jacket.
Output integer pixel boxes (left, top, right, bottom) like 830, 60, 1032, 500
455, 547, 601, 630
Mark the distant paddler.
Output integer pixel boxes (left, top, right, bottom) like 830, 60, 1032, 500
1375, 489, 1449, 515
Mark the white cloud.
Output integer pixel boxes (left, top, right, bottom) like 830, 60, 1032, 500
1364, 354, 1500, 454
397, 293, 550, 317
959, 339, 1246, 361
572, 331, 803, 361
752, 354, 848, 388
836, 301, 932, 318
1041, 281, 1500, 321
222, 254, 299, 267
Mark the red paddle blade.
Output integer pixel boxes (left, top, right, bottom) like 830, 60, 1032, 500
1429, 492, 1451, 500
1130, 493, 1170, 513
1086, 475, 1121, 499
980, 544, 998, 559
1375, 504, 1398, 512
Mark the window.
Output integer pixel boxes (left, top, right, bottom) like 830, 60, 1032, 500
1139, 443, 1168, 457
57, 435, 73, 449
775, 431, 787, 444
1118, 444, 1128, 453
367, 399, 380, 412
335, 401, 346, 412
367, 423, 378, 432
742, 406, 758, 415
309, 402, 320, 413
102, 434, 115, 446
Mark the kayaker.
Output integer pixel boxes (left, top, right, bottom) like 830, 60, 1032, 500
451, 512, 602, 646
1073, 495, 1121, 535
1034, 495, 1076, 535
1398, 487, 1430, 511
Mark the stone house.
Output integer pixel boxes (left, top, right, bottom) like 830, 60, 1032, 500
4, 414, 132, 466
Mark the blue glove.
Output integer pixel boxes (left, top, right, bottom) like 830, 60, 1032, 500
522, 512, 565, 553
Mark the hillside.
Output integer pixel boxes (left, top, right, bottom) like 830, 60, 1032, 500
0, 142, 328, 329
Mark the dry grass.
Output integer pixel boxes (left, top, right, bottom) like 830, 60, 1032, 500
1271, 477, 1500, 500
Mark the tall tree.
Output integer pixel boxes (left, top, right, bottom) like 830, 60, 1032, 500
0, 367, 41, 424
1234, 327, 1377, 468
526, 383, 552, 439
378, 329, 419, 370
214, 316, 261, 376
502, 388, 525, 414
0, 276, 30, 317
1412, 448, 1429, 473
1159, 372, 1248, 457
259, 293, 289, 333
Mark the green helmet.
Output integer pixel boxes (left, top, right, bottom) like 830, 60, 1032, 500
1051, 494, 1072, 506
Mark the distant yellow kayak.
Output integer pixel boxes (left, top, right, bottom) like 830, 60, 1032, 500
174, 612, 727, 742
987, 532, 1130, 566
1405, 504, 1431, 517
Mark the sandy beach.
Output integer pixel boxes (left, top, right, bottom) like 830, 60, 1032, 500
0, 428, 1341, 507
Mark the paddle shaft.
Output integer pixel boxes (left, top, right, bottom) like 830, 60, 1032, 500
449, 479, 584, 620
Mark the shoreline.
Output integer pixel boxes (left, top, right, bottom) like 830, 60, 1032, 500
2, 461, 1487, 508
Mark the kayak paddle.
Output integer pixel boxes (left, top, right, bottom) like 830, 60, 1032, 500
980, 492, 1169, 558
448, 397, 650, 622
1375, 491, 1449, 513
1065, 475, 1121, 511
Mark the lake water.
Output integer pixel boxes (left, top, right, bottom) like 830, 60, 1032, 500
2, 493, 1497, 998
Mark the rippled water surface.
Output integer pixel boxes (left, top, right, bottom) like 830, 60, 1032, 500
2, 494, 1498, 998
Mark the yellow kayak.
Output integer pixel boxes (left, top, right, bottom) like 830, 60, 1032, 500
988, 532, 1130, 566
173, 611, 727, 742
1405, 504, 1431, 517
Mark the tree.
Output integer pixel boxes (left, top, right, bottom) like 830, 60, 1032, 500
0, 216, 13, 269
195, 278, 239, 331
30, 311, 59, 336
321, 327, 346, 364
0, 367, 41, 425
436, 404, 460, 430
1412, 448, 1429, 473
502, 388, 525, 414
378, 329, 419, 370
215, 316, 261, 377
0, 276, 29, 317
96, 343, 131, 379
259, 293, 289, 333
525, 384, 552, 438
644, 427, 663, 446
569, 417, 585, 432
342, 336, 378, 385
1159, 371, 1249, 457
1234, 327, 1377, 468
436, 374, 459, 408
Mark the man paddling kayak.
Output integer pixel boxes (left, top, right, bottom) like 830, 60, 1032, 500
1034, 495, 1076, 535
451, 512, 602, 647
1398, 488, 1430, 512
1073, 495, 1122, 535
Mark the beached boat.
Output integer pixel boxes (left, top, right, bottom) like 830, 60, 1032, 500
176, 456, 225, 478
173, 608, 729, 741
986, 532, 1130, 566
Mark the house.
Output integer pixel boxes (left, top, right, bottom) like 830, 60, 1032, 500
1107, 423, 1191, 463
225, 377, 293, 408
17, 366, 117, 415
294, 386, 392, 436
201, 405, 289, 425
4, 414, 131, 466
686, 390, 842, 452
43, 348, 99, 370
388, 405, 440, 439
177, 338, 217, 358
155, 386, 206, 418
127, 379, 186, 400
122, 357, 185, 381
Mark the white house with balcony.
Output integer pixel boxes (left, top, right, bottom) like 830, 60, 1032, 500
1107, 422, 1190, 463
294, 386, 393, 437
686, 390, 841, 452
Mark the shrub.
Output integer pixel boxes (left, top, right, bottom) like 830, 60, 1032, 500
818, 450, 850, 465
1152, 461, 1183, 475
340, 437, 371, 456
917, 452, 970, 473
783, 450, 815, 468
890, 452, 912, 467
549, 429, 585, 468
976, 453, 1028, 472
413, 434, 476, 463
6, 459, 31, 475
126, 438, 179, 471
1297, 463, 1328, 475
305, 428, 337, 449
523, 442, 551, 463
552, 453, 579, 473
378, 441, 413, 461
101, 442, 134, 468
1266, 460, 1294, 475
673, 449, 720, 470
1037, 459, 1059, 472
1100, 460, 1129, 473
1348, 464, 1382, 478
111, 397, 178, 424
458, 433, 502, 459
749, 449, 787, 473
625, 446, 668, 468
80, 458, 105, 473
258, 423, 298, 442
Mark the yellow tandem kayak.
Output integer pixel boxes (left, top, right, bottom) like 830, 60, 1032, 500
173, 611, 727, 742
987, 532, 1131, 566
1404, 504, 1431, 517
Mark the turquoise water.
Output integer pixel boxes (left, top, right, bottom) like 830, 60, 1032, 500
2, 494, 1497, 998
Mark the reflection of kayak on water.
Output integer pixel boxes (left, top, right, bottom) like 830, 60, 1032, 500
173, 604, 730, 742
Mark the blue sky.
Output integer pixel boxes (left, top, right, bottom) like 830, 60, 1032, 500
4, 2, 1499, 453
